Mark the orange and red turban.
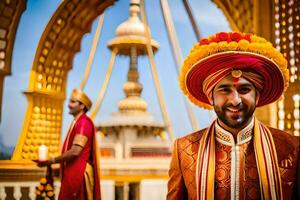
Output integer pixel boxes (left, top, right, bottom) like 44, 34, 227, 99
70, 89, 92, 110
179, 32, 289, 109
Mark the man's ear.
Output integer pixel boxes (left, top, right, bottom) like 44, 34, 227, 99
208, 93, 214, 105
79, 103, 85, 111
255, 91, 260, 105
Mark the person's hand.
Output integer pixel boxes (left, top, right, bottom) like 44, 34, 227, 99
33, 159, 51, 167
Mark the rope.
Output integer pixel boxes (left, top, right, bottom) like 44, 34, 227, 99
90, 48, 118, 119
160, 0, 183, 70
140, 0, 175, 143
80, 14, 105, 90
183, 0, 201, 41
160, 0, 199, 131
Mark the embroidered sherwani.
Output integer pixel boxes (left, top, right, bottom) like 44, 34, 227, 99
167, 120, 300, 200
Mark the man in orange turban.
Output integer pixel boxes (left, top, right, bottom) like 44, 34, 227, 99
167, 32, 300, 199
37, 89, 101, 200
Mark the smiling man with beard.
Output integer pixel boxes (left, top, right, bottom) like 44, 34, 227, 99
167, 32, 300, 200
212, 73, 258, 135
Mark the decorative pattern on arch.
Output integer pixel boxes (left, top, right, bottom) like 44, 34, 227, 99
12, 0, 115, 160
0, 0, 26, 121
212, 0, 275, 39
212, 0, 254, 33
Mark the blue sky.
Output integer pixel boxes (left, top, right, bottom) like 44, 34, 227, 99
0, 0, 230, 148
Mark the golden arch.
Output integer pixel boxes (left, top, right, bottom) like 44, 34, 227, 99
0, 0, 26, 121
12, 0, 115, 160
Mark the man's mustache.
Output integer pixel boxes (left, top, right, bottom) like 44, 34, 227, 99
223, 103, 245, 110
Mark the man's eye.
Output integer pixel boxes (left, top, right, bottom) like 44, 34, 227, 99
238, 87, 251, 93
219, 88, 230, 92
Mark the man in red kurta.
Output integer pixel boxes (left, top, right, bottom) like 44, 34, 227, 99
38, 89, 101, 200
167, 32, 300, 199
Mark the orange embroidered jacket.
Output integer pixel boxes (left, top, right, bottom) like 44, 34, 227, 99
167, 127, 300, 200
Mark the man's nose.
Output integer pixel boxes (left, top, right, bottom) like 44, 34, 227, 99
229, 90, 242, 106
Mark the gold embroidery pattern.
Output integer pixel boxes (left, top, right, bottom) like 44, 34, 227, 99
280, 154, 294, 168
216, 131, 231, 143
239, 130, 252, 142
73, 134, 88, 147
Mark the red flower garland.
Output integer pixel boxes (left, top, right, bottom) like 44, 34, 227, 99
199, 32, 252, 46
244, 33, 251, 42
230, 32, 242, 42
199, 38, 209, 45
216, 32, 229, 41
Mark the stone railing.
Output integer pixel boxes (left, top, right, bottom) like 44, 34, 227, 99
0, 180, 118, 200
0, 181, 60, 200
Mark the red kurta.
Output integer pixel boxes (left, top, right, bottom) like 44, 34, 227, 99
59, 113, 101, 200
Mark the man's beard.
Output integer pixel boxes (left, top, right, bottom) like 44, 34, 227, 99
214, 102, 256, 129
68, 107, 80, 116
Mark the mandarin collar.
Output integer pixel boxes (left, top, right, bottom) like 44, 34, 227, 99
215, 117, 254, 146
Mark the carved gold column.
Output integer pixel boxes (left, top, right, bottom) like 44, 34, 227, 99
273, 0, 300, 134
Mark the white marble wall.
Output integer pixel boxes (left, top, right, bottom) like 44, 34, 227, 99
101, 180, 115, 200
140, 180, 168, 200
